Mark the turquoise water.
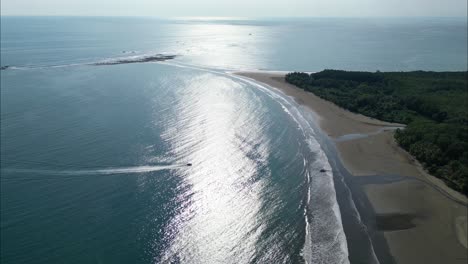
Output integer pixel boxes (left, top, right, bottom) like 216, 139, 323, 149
1, 17, 466, 264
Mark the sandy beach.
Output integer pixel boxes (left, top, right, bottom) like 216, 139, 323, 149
236, 72, 468, 264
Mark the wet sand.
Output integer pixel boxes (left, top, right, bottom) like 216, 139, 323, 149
235, 71, 468, 264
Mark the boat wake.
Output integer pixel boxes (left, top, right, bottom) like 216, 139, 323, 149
1, 164, 187, 177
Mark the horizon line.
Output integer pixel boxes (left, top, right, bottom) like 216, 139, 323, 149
1, 14, 467, 19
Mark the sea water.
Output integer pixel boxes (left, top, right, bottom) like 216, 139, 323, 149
1, 17, 466, 264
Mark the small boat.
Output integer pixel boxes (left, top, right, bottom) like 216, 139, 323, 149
187, 163, 192, 166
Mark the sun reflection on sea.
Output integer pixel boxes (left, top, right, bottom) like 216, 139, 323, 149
157, 73, 272, 262
166, 20, 272, 70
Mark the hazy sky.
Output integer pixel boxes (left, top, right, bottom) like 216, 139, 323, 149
1, 0, 467, 17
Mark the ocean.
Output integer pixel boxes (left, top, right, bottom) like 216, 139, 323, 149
1, 17, 466, 264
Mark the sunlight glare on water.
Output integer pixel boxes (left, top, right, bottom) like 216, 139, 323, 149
173, 22, 271, 70
157, 73, 271, 262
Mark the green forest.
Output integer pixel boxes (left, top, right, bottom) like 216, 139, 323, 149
285, 70, 468, 195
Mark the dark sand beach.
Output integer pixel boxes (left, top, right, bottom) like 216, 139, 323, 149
236, 71, 468, 264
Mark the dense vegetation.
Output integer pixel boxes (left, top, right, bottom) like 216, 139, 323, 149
286, 70, 468, 194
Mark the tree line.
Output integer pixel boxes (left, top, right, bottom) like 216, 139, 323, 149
286, 70, 468, 194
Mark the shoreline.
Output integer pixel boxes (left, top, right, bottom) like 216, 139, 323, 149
235, 71, 468, 263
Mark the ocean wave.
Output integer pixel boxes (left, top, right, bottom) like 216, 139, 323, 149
151, 62, 352, 263
228, 72, 350, 264
304, 139, 349, 264
87, 60, 354, 263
